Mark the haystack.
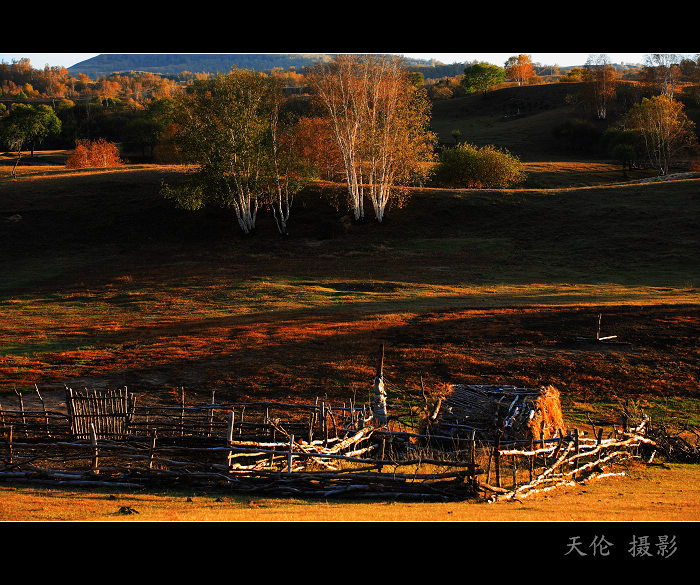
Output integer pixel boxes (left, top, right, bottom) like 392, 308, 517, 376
425, 384, 565, 442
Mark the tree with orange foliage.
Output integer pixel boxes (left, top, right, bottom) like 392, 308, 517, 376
65, 138, 122, 169
504, 55, 534, 86
308, 54, 435, 223
291, 116, 344, 181
582, 54, 617, 119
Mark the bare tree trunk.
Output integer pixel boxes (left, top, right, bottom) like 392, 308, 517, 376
12, 147, 22, 179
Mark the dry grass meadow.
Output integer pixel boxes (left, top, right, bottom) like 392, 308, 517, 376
0, 462, 698, 522
1, 147, 698, 524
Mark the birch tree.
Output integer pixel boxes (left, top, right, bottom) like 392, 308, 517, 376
268, 85, 314, 236
643, 54, 682, 99
583, 54, 617, 120
626, 94, 697, 175
308, 55, 369, 221
308, 55, 435, 223
162, 69, 277, 235
504, 55, 534, 86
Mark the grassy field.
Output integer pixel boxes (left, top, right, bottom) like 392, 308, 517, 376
1, 462, 698, 521
1, 150, 698, 522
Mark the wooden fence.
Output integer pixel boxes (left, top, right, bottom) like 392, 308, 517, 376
0, 386, 655, 501
66, 387, 135, 440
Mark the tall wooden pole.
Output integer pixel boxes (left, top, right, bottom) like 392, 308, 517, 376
372, 344, 387, 426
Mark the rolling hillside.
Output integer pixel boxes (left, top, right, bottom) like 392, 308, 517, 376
66, 54, 334, 77
66, 53, 440, 78
430, 82, 585, 158
430, 81, 700, 163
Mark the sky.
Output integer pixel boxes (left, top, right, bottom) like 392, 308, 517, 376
0, 52, 674, 70
399, 53, 657, 67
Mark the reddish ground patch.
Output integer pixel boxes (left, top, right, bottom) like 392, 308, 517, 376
7, 304, 696, 414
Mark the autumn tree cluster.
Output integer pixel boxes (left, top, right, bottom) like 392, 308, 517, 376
65, 138, 122, 169
555, 53, 699, 175
161, 69, 316, 235
161, 56, 436, 235
0, 58, 184, 104
307, 55, 435, 223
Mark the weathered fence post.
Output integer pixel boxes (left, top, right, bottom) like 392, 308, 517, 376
227, 410, 234, 469
308, 406, 314, 443
573, 428, 580, 480
270, 426, 276, 469
180, 387, 185, 438
328, 405, 338, 439
209, 391, 215, 437
35, 384, 50, 438
14, 389, 26, 438
91, 423, 99, 474
470, 429, 476, 467
322, 402, 328, 447
287, 434, 294, 475
7, 425, 12, 465
485, 442, 493, 484
148, 429, 157, 470
494, 429, 502, 488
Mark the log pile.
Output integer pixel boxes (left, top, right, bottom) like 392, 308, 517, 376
426, 384, 565, 443
483, 416, 656, 502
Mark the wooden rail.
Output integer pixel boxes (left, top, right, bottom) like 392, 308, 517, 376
0, 388, 655, 501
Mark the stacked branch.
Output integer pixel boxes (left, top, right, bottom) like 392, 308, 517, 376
483, 418, 656, 502
621, 399, 700, 462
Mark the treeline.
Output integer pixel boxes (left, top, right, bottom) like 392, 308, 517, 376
422, 54, 700, 102
547, 55, 700, 175
0, 58, 311, 155
2, 53, 699, 185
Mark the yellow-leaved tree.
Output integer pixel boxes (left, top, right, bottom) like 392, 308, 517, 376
626, 95, 697, 175
308, 55, 435, 223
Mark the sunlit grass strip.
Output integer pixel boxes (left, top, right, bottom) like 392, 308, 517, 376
1, 278, 696, 380
1, 279, 697, 339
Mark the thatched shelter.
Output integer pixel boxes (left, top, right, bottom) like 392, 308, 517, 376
425, 384, 566, 442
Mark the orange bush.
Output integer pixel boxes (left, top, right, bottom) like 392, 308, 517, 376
66, 139, 122, 169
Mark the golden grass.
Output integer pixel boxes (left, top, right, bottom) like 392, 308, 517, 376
0, 462, 697, 521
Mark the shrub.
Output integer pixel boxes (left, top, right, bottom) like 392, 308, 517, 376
551, 118, 603, 153
65, 138, 122, 169
433, 143, 525, 188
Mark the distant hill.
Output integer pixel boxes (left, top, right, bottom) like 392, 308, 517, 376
68, 53, 642, 81
66, 54, 337, 77
66, 53, 444, 78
